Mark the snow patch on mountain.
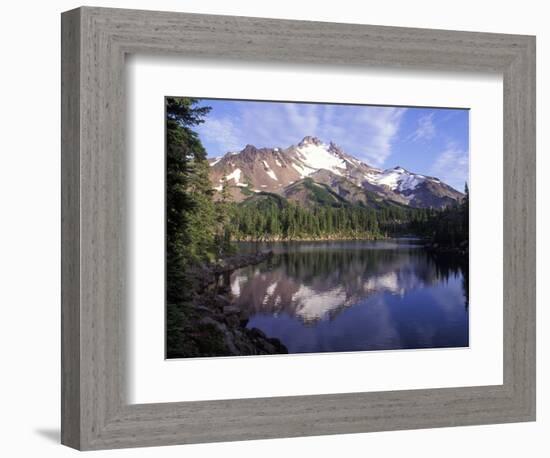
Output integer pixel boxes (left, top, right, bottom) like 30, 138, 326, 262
262, 160, 278, 181
291, 162, 316, 178
266, 170, 278, 181
372, 167, 427, 192
225, 168, 242, 184
295, 141, 346, 176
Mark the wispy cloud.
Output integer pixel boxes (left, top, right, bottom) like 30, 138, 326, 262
357, 107, 407, 166
430, 142, 469, 192
408, 112, 436, 142
196, 118, 242, 153
196, 101, 407, 167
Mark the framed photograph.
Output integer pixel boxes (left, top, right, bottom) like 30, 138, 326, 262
61, 6, 536, 450
164, 98, 470, 359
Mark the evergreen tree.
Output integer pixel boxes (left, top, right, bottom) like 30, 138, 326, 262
214, 177, 234, 257
165, 97, 213, 302
462, 182, 469, 239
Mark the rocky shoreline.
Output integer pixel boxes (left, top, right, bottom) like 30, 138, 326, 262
167, 251, 288, 359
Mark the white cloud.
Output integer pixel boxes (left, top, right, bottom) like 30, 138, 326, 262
408, 112, 436, 142
196, 118, 242, 153
430, 142, 469, 192
355, 107, 407, 166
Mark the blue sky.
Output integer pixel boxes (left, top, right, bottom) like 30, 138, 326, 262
193, 98, 469, 192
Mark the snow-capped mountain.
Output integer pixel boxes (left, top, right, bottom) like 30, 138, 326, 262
209, 136, 463, 208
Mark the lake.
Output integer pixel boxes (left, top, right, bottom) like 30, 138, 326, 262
230, 239, 469, 354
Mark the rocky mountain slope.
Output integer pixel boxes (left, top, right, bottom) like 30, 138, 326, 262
209, 136, 463, 208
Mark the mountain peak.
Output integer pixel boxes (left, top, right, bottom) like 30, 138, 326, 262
299, 135, 323, 147
209, 137, 463, 208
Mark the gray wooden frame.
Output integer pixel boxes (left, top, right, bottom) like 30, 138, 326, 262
61, 6, 536, 451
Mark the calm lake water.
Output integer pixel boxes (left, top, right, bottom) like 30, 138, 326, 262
230, 239, 469, 354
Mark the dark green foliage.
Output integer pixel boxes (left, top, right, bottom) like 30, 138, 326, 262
230, 194, 387, 240
290, 178, 347, 206
165, 97, 234, 302
239, 186, 254, 197
240, 191, 287, 210
166, 97, 252, 358
166, 98, 212, 302
214, 177, 236, 258
228, 185, 469, 244
416, 183, 469, 249
166, 97, 212, 126
166, 299, 232, 358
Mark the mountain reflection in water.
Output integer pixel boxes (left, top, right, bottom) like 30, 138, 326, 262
229, 240, 469, 354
